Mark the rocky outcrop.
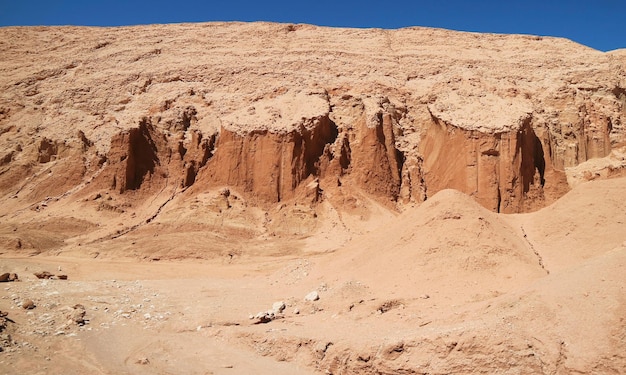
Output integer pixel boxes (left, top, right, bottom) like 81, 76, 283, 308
95, 113, 217, 195
104, 118, 167, 193
344, 105, 404, 201
418, 113, 548, 213
0, 23, 625, 214
199, 116, 337, 203
180, 130, 216, 188
541, 89, 621, 170
0, 273, 18, 282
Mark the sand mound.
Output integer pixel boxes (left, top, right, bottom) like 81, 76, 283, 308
314, 189, 546, 303
506, 176, 626, 272
1, 177, 625, 374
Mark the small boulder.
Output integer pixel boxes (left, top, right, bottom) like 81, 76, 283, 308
68, 304, 87, 325
0, 273, 17, 282
22, 299, 35, 310
136, 357, 150, 365
253, 310, 275, 324
272, 301, 286, 314
34, 271, 53, 279
304, 291, 320, 302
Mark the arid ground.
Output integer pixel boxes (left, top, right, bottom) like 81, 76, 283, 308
1, 22, 625, 374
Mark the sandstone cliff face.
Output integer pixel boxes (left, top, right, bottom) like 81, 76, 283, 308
0, 23, 625, 213
1, 24, 625, 375
418, 112, 567, 213
199, 120, 335, 203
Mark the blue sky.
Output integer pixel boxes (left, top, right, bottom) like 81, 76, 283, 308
0, 1, 624, 52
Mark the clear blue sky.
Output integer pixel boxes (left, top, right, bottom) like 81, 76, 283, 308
1, 0, 624, 52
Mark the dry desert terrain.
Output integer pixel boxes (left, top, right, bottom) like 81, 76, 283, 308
0, 22, 625, 374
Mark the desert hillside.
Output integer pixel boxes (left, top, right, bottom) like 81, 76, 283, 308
0, 22, 625, 374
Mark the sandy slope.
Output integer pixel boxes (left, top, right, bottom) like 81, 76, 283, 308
505, 177, 626, 272
1, 177, 624, 374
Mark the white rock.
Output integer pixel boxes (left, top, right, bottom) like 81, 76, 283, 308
304, 291, 320, 301
272, 301, 286, 314
254, 310, 275, 324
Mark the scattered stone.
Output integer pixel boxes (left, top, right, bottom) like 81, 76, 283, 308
67, 304, 87, 325
293, 307, 300, 315
219, 187, 230, 197
272, 301, 286, 314
252, 300, 289, 323
377, 300, 403, 314
420, 294, 430, 299
0, 273, 18, 282
136, 357, 150, 365
0, 311, 10, 337
22, 299, 36, 309
305, 291, 320, 301
34, 271, 53, 279
34, 271, 68, 280
0, 332, 14, 352
253, 310, 276, 324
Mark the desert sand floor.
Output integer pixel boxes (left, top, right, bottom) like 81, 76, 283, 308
1, 178, 625, 374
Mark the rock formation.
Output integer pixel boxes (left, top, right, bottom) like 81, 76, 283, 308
0, 23, 624, 216
1, 22, 625, 375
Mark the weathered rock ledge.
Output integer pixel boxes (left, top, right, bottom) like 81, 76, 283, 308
0, 22, 625, 213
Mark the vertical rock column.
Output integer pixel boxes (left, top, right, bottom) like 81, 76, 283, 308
348, 112, 403, 201
198, 116, 338, 203
419, 114, 547, 213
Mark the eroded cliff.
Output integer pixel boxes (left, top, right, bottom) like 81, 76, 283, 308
1, 22, 626, 375
1, 22, 625, 218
